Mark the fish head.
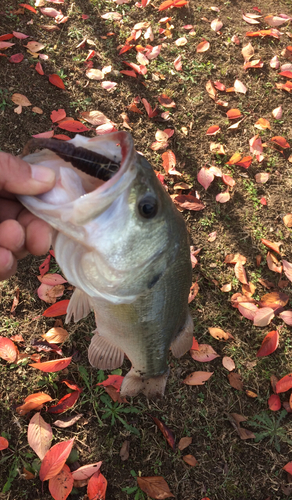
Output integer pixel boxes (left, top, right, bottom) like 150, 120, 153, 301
19, 131, 188, 303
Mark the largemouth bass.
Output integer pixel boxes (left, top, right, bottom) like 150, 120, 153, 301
19, 132, 193, 398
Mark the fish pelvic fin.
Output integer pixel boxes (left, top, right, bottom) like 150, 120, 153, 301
88, 332, 124, 370
120, 368, 170, 399
170, 311, 193, 358
65, 288, 92, 323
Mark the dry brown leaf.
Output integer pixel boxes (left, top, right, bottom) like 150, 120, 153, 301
228, 372, 243, 390
11, 93, 32, 106
208, 327, 233, 341
182, 454, 198, 466
120, 440, 130, 461
222, 356, 235, 371
283, 214, 292, 227
178, 437, 192, 451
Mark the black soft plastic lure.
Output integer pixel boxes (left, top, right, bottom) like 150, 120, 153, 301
24, 138, 120, 181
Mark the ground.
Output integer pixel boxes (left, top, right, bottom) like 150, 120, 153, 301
1, 0, 292, 499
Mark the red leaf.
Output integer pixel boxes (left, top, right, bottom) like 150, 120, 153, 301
0, 34, 14, 41
190, 344, 219, 362
62, 380, 82, 392
142, 98, 158, 118
158, 0, 175, 10
256, 330, 279, 357
42, 300, 70, 317
276, 373, 292, 394
9, 53, 24, 63
29, 357, 72, 373
0, 336, 18, 363
97, 375, 124, 391
39, 254, 51, 276
48, 391, 81, 414
87, 471, 107, 500
118, 44, 134, 55
50, 108, 66, 123
0, 437, 9, 450
48, 74, 65, 89
157, 94, 176, 108
190, 337, 199, 351
279, 70, 292, 78
283, 462, 292, 475
58, 120, 89, 133
19, 3, 37, 13
235, 156, 253, 168
152, 416, 175, 450
49, 464, 73, 500
137, 477, 174, 498
35, 61, 44, 75
226, 108, 242, 119
39, 438, 75, 481
161, 150, 179, 174
268, 394, 281, 411
120, 69, 137, 77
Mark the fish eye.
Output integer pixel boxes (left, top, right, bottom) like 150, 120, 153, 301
138, 195, 158, 219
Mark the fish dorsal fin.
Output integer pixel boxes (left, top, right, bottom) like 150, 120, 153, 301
170, 311, 193, 358
88, 332, 124, 370
120, 368, 169, 399
66, 288, 92, 323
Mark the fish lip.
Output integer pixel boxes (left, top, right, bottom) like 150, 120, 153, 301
19, 131, 137, 226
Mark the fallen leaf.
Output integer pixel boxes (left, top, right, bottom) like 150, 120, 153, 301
222, 356, 235, 371
254, 118, 271, 130
39, 439, 75, 481
226, 108, 242, 119
48, 464, 73, 500
196, 40, 210, 52
241, 42, 254, 62
268, 394, 281, 411
29, 357, 72, 373
11, 93, 31, 106
48, 74, 65, 89
16, 392, 52, 415
53, 414, 83, 428
255, 172, 269, 184
152, 416, 175, 450
228, 372, 243, 390
271, 136, 290, 148
120, 440, 130, 461
283, 260, 292, 282
0, 337, 18, 363
174, 194, 205, 211
190, 344, 219, 362
0, 437, 9, 450
87, 471, 107, 500
183, 371, 213, 385
234, 261, 248, 285
253, 307, 275, 327
279, 310, 292, 326
256, 331, 279, 357
27, 413, 53, 460
182, 454, 198, 466
208, 327, 233, 341
137, 477, 174, 499
42, 300, 70, 317
178, 437, 192, 450
72, 462, 102, 481
216, 190, 230, 203
197, 167, 214, 189
221, 283, 232, 292
267, 252, 282, 274
234, 79, 247, 93
283, 214, 292, 227
41, 327, 69, 344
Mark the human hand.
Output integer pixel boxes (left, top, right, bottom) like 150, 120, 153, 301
0, 152, 56, 280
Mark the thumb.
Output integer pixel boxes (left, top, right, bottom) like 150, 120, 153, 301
0, 152, 56, 195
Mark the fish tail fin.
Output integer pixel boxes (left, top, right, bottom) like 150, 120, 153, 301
88, 332, 124, 370
170, 311, 193, 358
120, 368, 170, 399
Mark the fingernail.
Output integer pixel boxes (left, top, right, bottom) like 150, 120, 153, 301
31, 164, 56, 184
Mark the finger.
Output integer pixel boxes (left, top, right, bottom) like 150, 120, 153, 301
25, 219, 53, 256
0, 247, 17, 281
0, 198, 23, 223
0, 152, 55, 195
0, 219, 25, 253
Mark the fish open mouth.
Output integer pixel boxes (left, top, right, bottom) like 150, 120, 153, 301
23, 137, 121, 182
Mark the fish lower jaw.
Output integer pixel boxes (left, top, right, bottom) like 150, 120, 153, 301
120, 367, 170, 399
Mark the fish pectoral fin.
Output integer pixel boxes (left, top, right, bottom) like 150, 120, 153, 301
88, 333, 124, 370
65, 288, 92, 323
170, 311, 193, 358
120, 368, 170, 399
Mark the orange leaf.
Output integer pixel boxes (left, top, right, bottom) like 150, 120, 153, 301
235, 156, 252, 168
254, 118, 271, 130
206, 125, 220, 135
87, 471, 107, 500
271, 136, 290, 148
0, 336, 18, 363
29, 357, 72, 373
41, 327, 69, 344
196, 40, 210, 53
226, 152, 241, 165
39, 438, 75, 481
48, 74, 65, 89
261, 239, 281, 254
16, 392, 52, 415
178, 437, 192, 450
283, 462, 292, 474
226, 108, 242, 119
161, 150, 176, 173
234, 261, 248, 284
208, 327, 233, 341
50, 109, 66, 123
259, 291, 289, 310
42, 300, 70, 317
19, 3, 37, 13
0, 437, 9, 450
137, 477, 175, 499
49, 464, 73, 500
266, 252, 282, 274
190, 344, 219, 362
256, 330, 279, 357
